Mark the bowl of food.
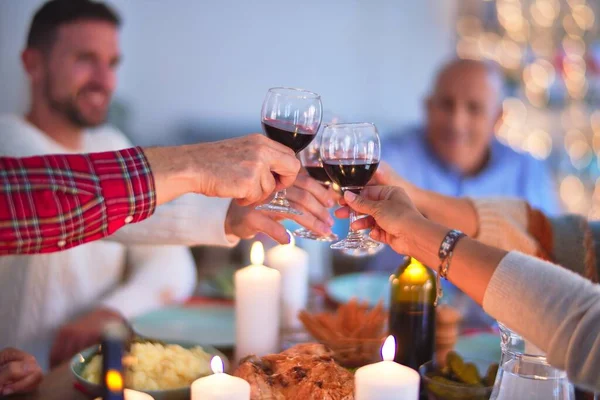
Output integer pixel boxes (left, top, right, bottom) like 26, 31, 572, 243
71, 339, 226, 400
419, 352, 498, 400
299, 298, 387, 368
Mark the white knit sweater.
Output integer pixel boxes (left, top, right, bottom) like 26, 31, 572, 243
473, 199, 600, 391
0, 115, 235, 371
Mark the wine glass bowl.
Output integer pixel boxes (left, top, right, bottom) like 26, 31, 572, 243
256, 87, 323, 215
293, 128, 339, 242
320, 122, 381, 250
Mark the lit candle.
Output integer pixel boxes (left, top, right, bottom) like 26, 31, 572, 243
235, 241, 281, 361
191, 356, 250, 400
266, 234, 309, 330
354, 336, 420, 400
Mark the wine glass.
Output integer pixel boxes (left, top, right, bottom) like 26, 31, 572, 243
320, 122, 381, 250
256, 87, 322, 215
293, 127, 339, 242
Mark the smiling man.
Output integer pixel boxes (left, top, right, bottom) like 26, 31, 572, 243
0, 0, 335, 371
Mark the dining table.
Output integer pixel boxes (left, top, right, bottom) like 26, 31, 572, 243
11, 363, 86, 400
3, 283, 494, 400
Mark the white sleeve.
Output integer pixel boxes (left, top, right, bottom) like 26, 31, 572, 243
483, 252, 600, 391
107, 194, 239, 247
100, 245, 197, 319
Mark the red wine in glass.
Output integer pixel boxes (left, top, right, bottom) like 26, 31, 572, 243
320, 122, 381, 251
262, 120, 316, 154
323, 160, 380, 193
256, 87, 322, 215
304, 165, 331, 185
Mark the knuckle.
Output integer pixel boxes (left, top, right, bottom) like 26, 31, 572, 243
7, 362, 20, 376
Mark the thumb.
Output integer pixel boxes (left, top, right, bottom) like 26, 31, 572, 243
343, 191, 380, 216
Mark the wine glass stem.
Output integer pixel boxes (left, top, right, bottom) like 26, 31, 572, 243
349, 210, 359, 233
274, 189, 286, 201
346, 209, 365, 241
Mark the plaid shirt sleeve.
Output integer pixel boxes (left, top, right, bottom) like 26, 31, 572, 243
0, 146, 156, 255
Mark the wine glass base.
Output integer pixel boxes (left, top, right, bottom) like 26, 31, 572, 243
256, 199, 303, 215
330, 233, 382, 250
293, 228, 339, 242
341, 243, 384, 257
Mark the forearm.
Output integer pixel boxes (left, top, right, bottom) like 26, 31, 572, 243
483, 252, 600, 391
142, 146, 196, 206
404, 218, 600, 390
404, 216, 505, 305
413, 189, 478, 237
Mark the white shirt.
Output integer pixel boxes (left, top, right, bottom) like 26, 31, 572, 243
0, 115, 236, 371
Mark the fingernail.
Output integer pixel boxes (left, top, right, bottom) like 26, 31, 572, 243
327, 199, 335, 208
345, 191, 357, 201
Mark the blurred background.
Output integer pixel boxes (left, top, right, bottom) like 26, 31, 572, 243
0, 0, 455, 143
1, 0, 599, 269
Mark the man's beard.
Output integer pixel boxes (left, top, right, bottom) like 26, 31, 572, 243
44, 79, 109, 128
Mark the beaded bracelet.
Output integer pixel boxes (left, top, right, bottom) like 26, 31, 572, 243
435, 229, 466, 306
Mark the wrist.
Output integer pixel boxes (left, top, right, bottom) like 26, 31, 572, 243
403, 216, 449, 267
143, 146, 199, 204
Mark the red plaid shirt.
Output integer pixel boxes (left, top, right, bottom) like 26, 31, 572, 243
0, 147, 156, 255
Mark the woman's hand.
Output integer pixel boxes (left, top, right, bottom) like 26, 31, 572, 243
335, 186, 425, 254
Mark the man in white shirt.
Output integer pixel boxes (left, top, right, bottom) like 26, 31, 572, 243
0, 0, 335, 370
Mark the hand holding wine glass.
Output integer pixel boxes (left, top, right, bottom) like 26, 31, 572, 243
256, 87, 322, 215
320, 122, 381, 250
293, 129, 339, 241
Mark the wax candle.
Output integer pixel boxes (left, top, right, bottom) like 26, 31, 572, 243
354, 336, 420, 400
191, 356, 250, 400
266, 234, 309, 330
235, 241, 281, 361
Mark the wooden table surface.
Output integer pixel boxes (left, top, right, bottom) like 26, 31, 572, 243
8, 363, 87, 400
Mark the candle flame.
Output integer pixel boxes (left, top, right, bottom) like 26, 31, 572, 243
382, 335, 396, 362
211, 356, 224, 374
250, 241, 264, 266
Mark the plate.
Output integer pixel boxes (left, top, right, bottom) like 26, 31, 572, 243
132, 305, 234, 347
326, 272, 460, 308
71, 340, 226, 400
325, 272, 392, 308
455, 333, 502, 362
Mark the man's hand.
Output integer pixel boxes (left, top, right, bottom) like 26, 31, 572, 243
225, 174, 337, 243
49, 308, 124, 368
0, 348, 43, 396
145, 134, 301, 206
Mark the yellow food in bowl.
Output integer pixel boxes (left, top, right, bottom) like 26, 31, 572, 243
82, 342, 212, 391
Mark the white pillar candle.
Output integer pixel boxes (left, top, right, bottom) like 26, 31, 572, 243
235, 241, 281, 361
355, 336, 420, 400
266, 235, 309, 330
191, 356, 250, 400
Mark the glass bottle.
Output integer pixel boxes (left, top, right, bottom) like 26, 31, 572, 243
389, 257, 436, 370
